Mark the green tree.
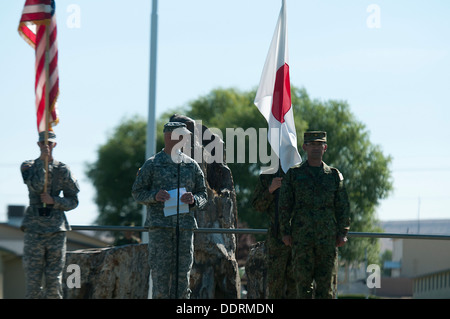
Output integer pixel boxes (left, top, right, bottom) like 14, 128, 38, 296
85, 116, 147, 226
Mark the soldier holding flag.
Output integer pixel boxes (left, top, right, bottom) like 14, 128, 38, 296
252, 0, 301, 298
18, 0, 80, 298
252, 168, 296, 298
21, 131, 79, 298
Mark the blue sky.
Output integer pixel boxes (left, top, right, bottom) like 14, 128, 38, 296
1, 0, 449, 227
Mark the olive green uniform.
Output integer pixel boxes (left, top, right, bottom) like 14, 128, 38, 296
279, 161, 350, 298
252, 171, 295, 298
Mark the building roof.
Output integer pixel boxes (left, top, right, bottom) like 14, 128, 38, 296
0, 222, 111, 257
380, 219, 450, 235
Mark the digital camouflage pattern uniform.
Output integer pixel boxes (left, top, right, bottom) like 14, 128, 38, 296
132, 125, 207, 299
279, 160, 350, 299
21, 134, 79, 299
251, 170, 296, 299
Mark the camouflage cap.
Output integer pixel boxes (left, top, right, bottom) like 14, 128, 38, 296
38, 131, 56, 143
304, 131, 327, 143
163, 122, 191, 135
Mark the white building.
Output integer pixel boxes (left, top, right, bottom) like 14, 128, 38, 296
382, 220, 450, 298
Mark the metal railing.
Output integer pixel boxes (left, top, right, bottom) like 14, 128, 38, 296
70, 225, 450, 240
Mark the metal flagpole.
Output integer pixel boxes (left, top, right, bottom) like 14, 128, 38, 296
144, 0, 159, 299
147, 0, 158, 166
142, 0, 159, 244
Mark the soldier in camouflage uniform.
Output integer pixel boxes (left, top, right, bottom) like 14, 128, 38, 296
251, 168, 296, 298
132, 122, 207, 299
21, 131, 80, 299
279, 131, 350, 299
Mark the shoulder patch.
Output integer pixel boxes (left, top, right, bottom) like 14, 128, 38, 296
21, 160, 34, 172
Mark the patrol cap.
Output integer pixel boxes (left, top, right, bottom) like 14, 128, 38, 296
163, 122, 191, 135
304, 131, 327, 143
38, 131, 56, 143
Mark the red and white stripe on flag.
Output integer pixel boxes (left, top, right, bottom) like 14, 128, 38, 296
19, 0, 59, 133
254, 0, 302, 173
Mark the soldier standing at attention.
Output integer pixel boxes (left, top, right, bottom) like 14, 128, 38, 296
21, 131, 80, 298
251, 168, 296, 298
132, 122, 207, 299
279, 131, 350, 299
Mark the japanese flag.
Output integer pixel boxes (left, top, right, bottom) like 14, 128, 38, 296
254, 0, 302, 173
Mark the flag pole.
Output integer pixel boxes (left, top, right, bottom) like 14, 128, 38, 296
144, 0, 159, 298
147, 0, 158, 174
43, 23, 51, 206
142, 0, 158, 244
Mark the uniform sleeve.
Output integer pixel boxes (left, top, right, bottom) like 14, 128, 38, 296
21, 159, 46, 194
191, 162, 207, 210
251, 175, 275, 212
53, 164, 80, 212
278, 170, 295, 236
333, 169, 351, 237
131, 161, 159, 205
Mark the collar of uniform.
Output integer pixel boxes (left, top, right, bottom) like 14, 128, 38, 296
303, 161, 332, 175
160, 148, 185, 164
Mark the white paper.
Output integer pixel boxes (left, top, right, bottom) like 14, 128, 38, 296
163, 187, 190, 217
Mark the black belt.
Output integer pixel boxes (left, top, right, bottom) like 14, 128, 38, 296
30, 204, 54, 217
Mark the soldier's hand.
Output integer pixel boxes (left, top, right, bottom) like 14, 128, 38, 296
268, 177, 283, 193
40, 193, 55, 205
180, 192, 194, 205
155, 190, 170, 202
282, 235, 292, 247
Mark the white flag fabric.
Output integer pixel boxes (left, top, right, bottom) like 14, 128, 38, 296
254, 0, 302, 173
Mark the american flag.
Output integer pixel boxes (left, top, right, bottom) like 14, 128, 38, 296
19, 0, 59, 133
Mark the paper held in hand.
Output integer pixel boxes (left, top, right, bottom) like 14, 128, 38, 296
164, 188, 190, 217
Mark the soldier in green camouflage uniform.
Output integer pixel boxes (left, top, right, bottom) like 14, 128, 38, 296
21, 131, 80, 299
132, 122, 207, 299
279, 131, 350, 299
251, 168, 296, 298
